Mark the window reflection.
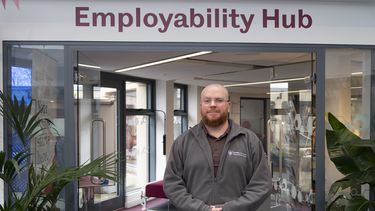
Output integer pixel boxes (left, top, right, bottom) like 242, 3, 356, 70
126, 115, 149, 191
126, 82, 147, 109
325, 49, 371, 205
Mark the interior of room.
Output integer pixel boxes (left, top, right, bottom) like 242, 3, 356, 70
75, 50, 316, 210
7, 44, 372, 211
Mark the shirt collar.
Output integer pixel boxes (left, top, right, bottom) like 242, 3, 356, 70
202, 120, 231, 139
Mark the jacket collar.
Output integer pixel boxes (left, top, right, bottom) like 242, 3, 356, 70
191, 119, 246, 142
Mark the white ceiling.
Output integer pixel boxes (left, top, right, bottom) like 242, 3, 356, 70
78, 51, 314, 95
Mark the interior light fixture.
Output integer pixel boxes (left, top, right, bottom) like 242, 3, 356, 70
351, 72, 363, 75
78, 63, 101, 69
266, 89, 311, 95
224, 76, 309, 87
115, 51, 212, 73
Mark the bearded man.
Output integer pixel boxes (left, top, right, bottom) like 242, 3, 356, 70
164, 84, 272, 211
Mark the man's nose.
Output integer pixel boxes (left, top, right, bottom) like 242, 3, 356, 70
209, 100, 217, 106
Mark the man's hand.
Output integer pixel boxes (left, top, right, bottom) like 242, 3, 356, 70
210, 206, 222, 211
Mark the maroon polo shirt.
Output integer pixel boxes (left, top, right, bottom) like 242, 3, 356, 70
203, 122, 231, 177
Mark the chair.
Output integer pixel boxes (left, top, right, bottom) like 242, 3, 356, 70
141, 180, 168, 210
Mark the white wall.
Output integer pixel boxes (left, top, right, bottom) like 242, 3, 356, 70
155, 80, 167, 179
188, 85, 200, 128
2, 1, 375, 44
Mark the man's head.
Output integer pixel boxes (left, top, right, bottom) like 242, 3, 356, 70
200, 84, 231, 127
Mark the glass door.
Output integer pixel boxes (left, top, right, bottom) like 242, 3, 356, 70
123, 80, 153, 208
268, 54, 316, 210
74, 52, 124, 210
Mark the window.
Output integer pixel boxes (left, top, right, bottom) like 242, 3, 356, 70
173, 84, 188, 139
325, 49, 372, 199
125, 80, 155, 192
7, 45, 66, 210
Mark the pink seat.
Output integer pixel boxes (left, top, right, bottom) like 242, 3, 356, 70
145, 180, 167, 198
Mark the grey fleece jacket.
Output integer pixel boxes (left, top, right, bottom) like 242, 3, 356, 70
163, 120, 272, 211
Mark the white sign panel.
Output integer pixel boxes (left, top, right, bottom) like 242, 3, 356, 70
0, 0, 375, 44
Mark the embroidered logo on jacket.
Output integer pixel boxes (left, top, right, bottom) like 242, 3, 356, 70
228, 150, 247, 158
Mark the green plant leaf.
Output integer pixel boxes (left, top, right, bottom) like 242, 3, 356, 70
326, 112, 375, 175
329, 168, 375, 197
1, 90, 118, 210
326, 194, 346, 211
345, 195, 375, 211
0, 150, 27, 184
15, 153, 118, 210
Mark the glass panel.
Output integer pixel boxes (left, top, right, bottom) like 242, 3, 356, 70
173, 116, 182, 139
174, 87, 181, 110
126, 115, 149, 191
325, 49, 371, 206
76, 68, 119, 209
126, 82, 148, 109
240, 99, 265, 140
74, 84, 83, 99
8, 45, 66, 210
268, 58, 315, 209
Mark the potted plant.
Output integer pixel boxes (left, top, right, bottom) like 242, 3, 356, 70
326, 112, 375, 210
0, 91, 117, 211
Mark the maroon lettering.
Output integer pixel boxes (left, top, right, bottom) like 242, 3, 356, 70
136, 7, 141, 27
190, 8, 204, 27
263, 9, 279, 28
222, 8, 227, 28
93, 12, 115, 27
144, 13, 158, 27
282, 14, 295, 28
215, 8, 220, 27
299, 9, 312, 28
206, 8, 212, 27
118, 13, 133, 32
229, 9, 240, 28
240, 14, 254, 33
159, 13, 173, 33
174, 13, 188, 27
75, 7, 90, 26
74, 7, 312, 34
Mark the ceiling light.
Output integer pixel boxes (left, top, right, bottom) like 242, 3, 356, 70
78, 63, 101, 69
115, 51, 212, 73
266, 90, 311, 95
351, 72, 363, 75
224, 76, 309, 87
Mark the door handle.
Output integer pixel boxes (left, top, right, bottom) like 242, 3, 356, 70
91, 119, 106, 159
91, 118, 107, 185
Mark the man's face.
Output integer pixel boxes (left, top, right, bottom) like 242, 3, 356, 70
200, 85, 230, 127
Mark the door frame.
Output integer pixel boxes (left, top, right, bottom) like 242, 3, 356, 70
74, 54, 125, 210
1, 42, 328, 210
66, 43, 325, 210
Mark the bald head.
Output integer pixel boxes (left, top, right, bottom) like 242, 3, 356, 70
200, 84, 229, 102
200, 84, 230, 127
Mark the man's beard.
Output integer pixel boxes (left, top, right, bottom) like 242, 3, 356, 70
201, 110, 228, 127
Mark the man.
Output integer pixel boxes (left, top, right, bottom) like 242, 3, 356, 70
164, 84, 272, 211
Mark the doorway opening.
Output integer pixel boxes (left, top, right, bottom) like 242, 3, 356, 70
75, 49, 316, 210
